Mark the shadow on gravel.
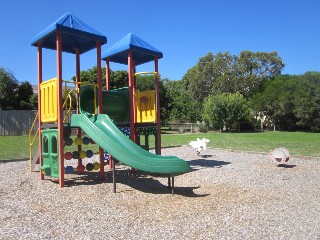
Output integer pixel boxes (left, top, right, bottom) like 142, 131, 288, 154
188, 159, 231, 171
63, 172, 108, 187
51, 168, 209, 197
103, 170, 210, 197
277, 164, 297, 168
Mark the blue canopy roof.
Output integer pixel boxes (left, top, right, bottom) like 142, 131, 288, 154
102, 33, 163, 65
31, 12, 107, 54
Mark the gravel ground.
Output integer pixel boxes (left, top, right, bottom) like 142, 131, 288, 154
0, 146, 319, 240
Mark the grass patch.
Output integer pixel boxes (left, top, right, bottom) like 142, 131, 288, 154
0, 136, 34, 160
1, 131, 319, 160
161, 131, 320, 156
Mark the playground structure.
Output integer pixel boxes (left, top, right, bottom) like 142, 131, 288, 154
29, 12, 190, 193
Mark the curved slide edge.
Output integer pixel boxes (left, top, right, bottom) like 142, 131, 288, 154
70, 114, 191, 175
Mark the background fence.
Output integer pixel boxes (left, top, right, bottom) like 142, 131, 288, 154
0, 110, 38, 136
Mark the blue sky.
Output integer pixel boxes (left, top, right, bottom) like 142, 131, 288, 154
1, 0, 319, 84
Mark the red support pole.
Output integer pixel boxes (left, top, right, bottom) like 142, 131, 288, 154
154, 56, 162, 155
97, 42, 105, 180
105, 59, 110, 90
128, 51, 136, 142
105, 59, 113, 169
132, 63, 138, 141
37, 42, 44, 180
76, 49, 82, 168
56, 31, 64, 188
97, 42, 103, 114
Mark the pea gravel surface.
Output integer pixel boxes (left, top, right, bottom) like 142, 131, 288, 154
0, 146, 319, 240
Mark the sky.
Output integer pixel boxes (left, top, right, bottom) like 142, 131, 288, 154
0, 0, 320, 85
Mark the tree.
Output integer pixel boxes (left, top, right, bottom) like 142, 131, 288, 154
292, 72, 320, 131
30, 93, 38, 109
182, 52, 237, 103
15, 81, 34, 109
163, 79, 201, 123
182, 51, 285, 103
250, 75, 297, 130
109, 70, 128, 89
72, 66, 128, 89
136, 75, 155, 92
0, 67, 19, 109
250, 73, 320, 131
203, 92, 249, 131
237, 51, 285, 97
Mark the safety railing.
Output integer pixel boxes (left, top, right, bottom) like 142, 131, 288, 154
134, 71, 159, 77
62, 89, 78, 123
29, 111, 39, 172
63, 80, 99, 116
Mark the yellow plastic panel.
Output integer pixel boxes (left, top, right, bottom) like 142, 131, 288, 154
40, 78, 58, 123
136, 90, 156, 123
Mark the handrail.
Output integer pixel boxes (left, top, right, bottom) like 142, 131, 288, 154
63, 80, 99, 87
29, 111, 39, 172
62, 89, 78, 123
62, 80, 98, 115
135, 72, 159, 77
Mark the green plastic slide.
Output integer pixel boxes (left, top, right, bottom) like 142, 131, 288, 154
70, 114, 190, 174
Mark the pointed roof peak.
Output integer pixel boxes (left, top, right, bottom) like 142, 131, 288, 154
102, 33, 163, 65
31, 12, 107, 54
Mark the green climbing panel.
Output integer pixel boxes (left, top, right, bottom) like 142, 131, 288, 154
40, 129, 59, 178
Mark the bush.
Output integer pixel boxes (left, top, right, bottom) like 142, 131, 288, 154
178, 127, 185, 134
198, 123, 209, 133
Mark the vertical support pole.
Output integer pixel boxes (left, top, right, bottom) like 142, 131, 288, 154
75, 49, 82, 168
167, 175, 175, 194
56, 31, 64, 188
112, 158, 116, 193
105, 59, 113, 170
105, 59, 111, 90
97, 42, 105, 180
37, 42, 44, 180
171, 175, 175, 194
133, 63, 138, 141
128, 51, 136, 143
154, 56, 161, 155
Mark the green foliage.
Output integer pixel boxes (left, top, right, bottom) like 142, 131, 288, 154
197, 122, 209, 133
163, 79, 201, 123
203, 92, 249, 131
72, 66, 128, 89
182, 51, 285, 105
250, 75, 297, 129
110, 70, 128, 89
237, 51, 285, 97
30, 94, 38, 109
136, 75, 155, 92
0, 68, 35, 110
0, 67, 19, 109
250, 72, 320, 131
294, 72, 320, 131
15, 81, 34, 109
